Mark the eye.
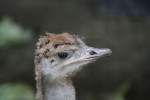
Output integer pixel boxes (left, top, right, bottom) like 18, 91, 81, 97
57, 52, 69, 59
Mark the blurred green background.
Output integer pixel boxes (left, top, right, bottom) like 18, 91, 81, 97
0, 0, 150, 100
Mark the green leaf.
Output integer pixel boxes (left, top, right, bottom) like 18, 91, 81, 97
0, 17, 32, 47
0, 83, 34, 100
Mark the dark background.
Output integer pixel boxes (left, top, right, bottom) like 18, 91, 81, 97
0, 0, 150, 100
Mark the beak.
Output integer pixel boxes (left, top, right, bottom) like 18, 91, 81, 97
94, 48, 112, 57
87, 48, 112, 60
61, 48, 112, 66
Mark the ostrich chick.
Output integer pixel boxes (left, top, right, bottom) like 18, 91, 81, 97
34, 32, 111, 100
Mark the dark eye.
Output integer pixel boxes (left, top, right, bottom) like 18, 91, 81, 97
57, 52, 68, 59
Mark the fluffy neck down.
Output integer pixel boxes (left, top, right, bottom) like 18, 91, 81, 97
43, 79, 75, 100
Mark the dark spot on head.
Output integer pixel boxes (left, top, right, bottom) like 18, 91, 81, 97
39, 44, 43, 48
45, 40, 50, 45
51, 59, 55, 63
43, 54, 49, 58
37, 59, 41, 63
43, 49, 49, 58
45, 49, 49, 53
36, 53, 40, 56
35, 57, 41, 63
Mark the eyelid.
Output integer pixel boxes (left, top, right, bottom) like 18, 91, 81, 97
64, 50, 75, 54
55, 46, 78, 52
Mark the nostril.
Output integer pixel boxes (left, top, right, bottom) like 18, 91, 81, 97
89, 50, 97, 55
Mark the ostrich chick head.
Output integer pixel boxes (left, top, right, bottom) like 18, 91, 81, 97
35, 32, 111, 81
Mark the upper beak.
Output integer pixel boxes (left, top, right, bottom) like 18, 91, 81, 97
87, 48, 112, 60
95, 48, 112, 57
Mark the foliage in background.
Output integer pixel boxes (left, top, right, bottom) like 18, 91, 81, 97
0, 17, 32, 47
0, 83, 34, 100
113, 83, 129, 100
